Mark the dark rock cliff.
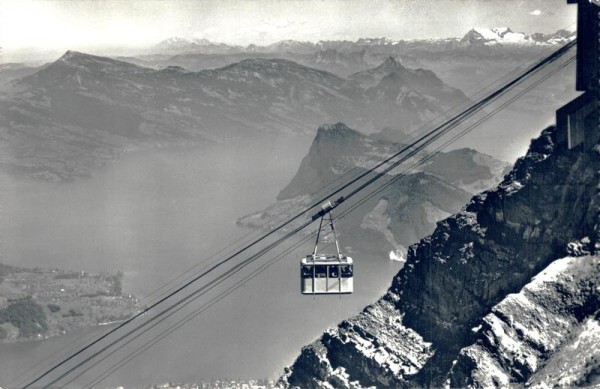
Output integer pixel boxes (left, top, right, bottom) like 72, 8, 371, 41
279, 125, 600, 388
449, 254, 600, 387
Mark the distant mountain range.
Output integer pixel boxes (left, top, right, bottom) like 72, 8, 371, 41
153, 27, 575, 55
0, 52, 465, 180
2, 27, 574, 89
0, 63, 41, 86
116, 26, 575, 103
153, 37, 245, 55
123, 48, 391, 79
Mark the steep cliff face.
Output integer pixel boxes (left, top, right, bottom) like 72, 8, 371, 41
450, 254, 600, 388
280, 125, 600, 388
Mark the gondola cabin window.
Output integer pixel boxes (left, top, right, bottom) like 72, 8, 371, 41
301, 255, 354, 295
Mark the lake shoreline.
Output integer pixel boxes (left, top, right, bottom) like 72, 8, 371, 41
0, 263, 139, 344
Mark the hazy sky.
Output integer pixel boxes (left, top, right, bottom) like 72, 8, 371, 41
1, 0, 576, 59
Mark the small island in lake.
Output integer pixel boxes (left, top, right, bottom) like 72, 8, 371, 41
0, 263, 139, 342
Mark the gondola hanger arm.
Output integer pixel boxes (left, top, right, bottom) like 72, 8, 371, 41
310, 196, 345, 221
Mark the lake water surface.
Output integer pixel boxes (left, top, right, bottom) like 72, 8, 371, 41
0, 136, 402, 388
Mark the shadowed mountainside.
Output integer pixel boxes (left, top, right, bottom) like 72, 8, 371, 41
279, 124, 600, 388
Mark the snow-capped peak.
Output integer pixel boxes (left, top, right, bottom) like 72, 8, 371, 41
356, 37, 399, 46
461, 27, 535, 45
191, 38, 214, 46
156, 37, 220, 48
156, 37, 192, 49
476, 27, 527, 41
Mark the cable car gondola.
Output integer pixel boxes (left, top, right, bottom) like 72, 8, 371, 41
301, 201, 353, 295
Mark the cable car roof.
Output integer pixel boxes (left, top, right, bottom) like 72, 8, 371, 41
301, 255, 353, 265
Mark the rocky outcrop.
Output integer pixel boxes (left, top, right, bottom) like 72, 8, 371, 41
281, 297, 433, 389
418, 148, 511, 194
238, 123, 507, 256
450, 254, 600, 388
276, 123, 508, 201
280, 125, 600, 388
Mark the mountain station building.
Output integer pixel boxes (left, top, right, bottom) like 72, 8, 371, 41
556, 0, 599, 149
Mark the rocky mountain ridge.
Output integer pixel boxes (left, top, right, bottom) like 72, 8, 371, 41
238, 122, 509, 257
124, 28, 577, 139
279, 124, 600, 388
0, 52, 465, 180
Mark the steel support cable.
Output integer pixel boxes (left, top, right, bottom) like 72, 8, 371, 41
66, 51, 577, 389
23, 199, 320, 388
84, 233, 339, 389
82, 232, 340, 389
137, 86, 486, 307
324, 41, 575, 216
134, 37, 578, 321
338, 54, 577, 222
341, 40, 576, 203
22, 95, 451, 388
81, 46, 578, 389
31, 217, 314, 389
22, 87, 464, 379
22, 40, 576, 389
29, 40, 576, 388
45, 50, 575, 387
9, 222, 275, 388
78, 233, 316, 389
91, 37, 577, 321
12, 202, 308, 387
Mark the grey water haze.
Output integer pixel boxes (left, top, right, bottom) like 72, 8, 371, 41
0, 137, 403, 387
